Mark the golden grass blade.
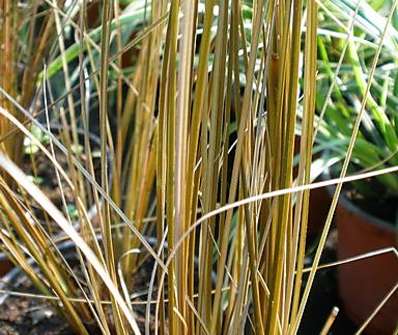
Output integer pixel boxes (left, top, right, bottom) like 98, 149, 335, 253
319, 307, 339, 335
175, 1, 196, 329
301, 247, 398, 273
289, 0, 318, 326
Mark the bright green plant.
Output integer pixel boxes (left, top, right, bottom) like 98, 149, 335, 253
315, 0, 398, 206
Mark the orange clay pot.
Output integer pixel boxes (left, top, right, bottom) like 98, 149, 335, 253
335, 196, 398, 335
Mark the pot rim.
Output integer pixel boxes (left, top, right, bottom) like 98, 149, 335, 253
322, 170, 397, 234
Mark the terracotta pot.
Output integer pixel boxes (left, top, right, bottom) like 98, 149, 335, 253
293, 136, 332, 234
0, 253, 13, 277
335, 196, 398, 335
308, 186, 331, 234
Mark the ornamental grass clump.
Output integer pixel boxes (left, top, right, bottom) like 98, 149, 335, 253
0, 0, 397, 334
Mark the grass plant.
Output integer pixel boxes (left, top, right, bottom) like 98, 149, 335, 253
0, 1, 397, 334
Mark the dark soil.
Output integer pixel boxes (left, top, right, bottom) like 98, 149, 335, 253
0, 281, 74, 335
0, 256, 157, 335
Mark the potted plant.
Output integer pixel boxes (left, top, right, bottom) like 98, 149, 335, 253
315, 1, 398, 333
1, 0, 365, 334
7, 0, 398, 334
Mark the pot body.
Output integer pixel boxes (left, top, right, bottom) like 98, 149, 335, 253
308, 186, 331, 234
0, 256, 12, 277
294, 136, 332, 234
335, 197, 398, 335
